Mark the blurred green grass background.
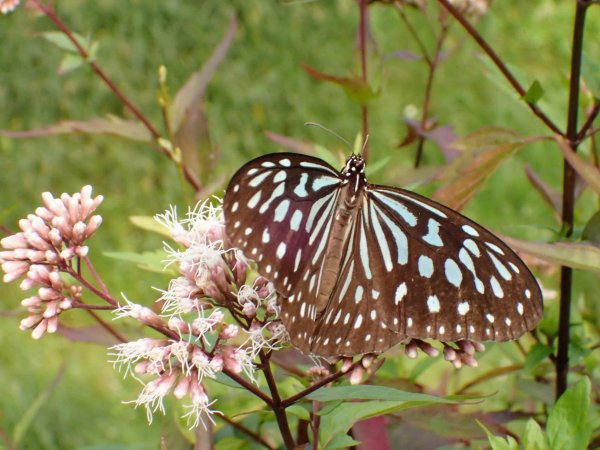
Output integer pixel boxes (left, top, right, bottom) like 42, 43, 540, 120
0, 0, 599, 448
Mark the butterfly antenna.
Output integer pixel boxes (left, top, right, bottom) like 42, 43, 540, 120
362, 134, 369, 157
304, 122, 351, 149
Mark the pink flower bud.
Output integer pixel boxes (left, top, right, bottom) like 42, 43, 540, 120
30, 216, 50, 239
349, 366, 364, 385
48, 228, 62, 246
21, 296, 41, 308
1, 233, 27, 249
86, 215, 103, 236
209, 355, 224, 373
418, 341, 439, 357
35, 207, 54, 222
75, 246, 89, 257
443, 346, 457, 361
31, 319, 48, 339
461, 354, 478, 367
46, 316, 58, 333
405, 340, 418, 359
72, 222, 87, 241
341, 358, 353, 373
2, 261, 29, 282
361, 354, 375, 369
242, 302, 256, 318
24, 232, 51, 251
174, 375, 192, 399
134, 360, 152, 375
20, 314, 42, 330
219, 324, 239, 340
168, 316, 190, 334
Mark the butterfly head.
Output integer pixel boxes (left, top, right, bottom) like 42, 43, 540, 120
342, 154, 367, 187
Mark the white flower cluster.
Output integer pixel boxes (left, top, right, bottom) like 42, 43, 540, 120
110, 199, 287, 428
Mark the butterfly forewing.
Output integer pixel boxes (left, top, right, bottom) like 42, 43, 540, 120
224, 152, 543, 357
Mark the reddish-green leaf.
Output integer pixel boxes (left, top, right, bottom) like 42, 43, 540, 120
558, 137, 600, 196
0, 115, 152, 142
433, 128, 540, 210
502, 236, 600, 273
303, 64, 378, 105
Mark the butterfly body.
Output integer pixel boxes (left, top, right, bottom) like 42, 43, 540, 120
224, 152, 543, 357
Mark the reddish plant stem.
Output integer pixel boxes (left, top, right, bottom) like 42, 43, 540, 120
66, 267, 117, 306
312, 400, 321, 450
577, 103, 600, 141
556, 0, 590, 400
258, 351, 296, 450
281, 360, 362, 408
32, 0, 201, 192
82, 256, 110, 297
436, 0, 564, 136
358, 0, 370, 162
414, 22, 450, 168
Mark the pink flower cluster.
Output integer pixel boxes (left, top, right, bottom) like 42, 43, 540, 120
0, 186, 103, 338
0, 0, 19, 14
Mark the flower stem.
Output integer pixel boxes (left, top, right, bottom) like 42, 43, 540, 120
358, 0, 370, 162
258, 352, 295, 450
556, 0, 590, 400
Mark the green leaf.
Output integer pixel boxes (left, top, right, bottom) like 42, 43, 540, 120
582, 211, 600, 244
318, 399, 447, 448
523, 418, 551, 450
307, 385, 458, 403
523, 343, 553, 374
323, 434, 361, 450
0, 115, 153, 142
365, 156, 391, 177
130, 215, 172, 238
523, 80, 544, 105
314, 145, 344, 169
286, 404, 310, 421
58, 53, 84, 75
215, 437, 247, 450
477, 420, 519, 450
547, 378, 592, 450
41, 31, 80, 53
502, 237, 600, 273
303, 64, 378, 106
103, 250, 171, 274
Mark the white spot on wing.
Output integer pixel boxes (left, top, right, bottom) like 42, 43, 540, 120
290, 210, 303, 231
423, 219, 443, 247
490, 276, 504, 298
273, 199, 290, 222
418, 255, 434, 278
354, 285, 364, 304
427, 295, 441, 313
276, 242, 286, 259
354, 314, 363, 329
395, 282, 407, 305
457, 301, 470, 316
444, 258, 462, 287
462, 224, 479, 236
463, 239, 480, 257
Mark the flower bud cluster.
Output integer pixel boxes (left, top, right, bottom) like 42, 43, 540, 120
447, 0, 489, 17
112, 199, 288, 427
0, 186, 103, 338
405, 338, 484, 368
0, 0, 20, 14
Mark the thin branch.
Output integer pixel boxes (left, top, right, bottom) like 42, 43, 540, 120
358, 0, 370, 162
436, 0, 564, 136
556, 0, 590, 400
66, 267, 118, 306
394, 4, 432, 65
217, 413, 277, 450
577, 102, 600, 141
82, 256, 110, 297
312, 400, 321, 450
258, 352, 296, 450
414, 21, 450, 168
281, 360, 362, 408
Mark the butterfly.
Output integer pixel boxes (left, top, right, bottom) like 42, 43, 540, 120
223, 152, 543, 357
